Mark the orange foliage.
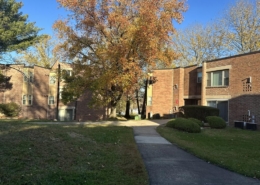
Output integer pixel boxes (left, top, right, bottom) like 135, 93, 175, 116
53, 0, 187, 112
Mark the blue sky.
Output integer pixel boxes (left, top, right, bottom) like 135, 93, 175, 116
20, 0, 240, 35
2, 0, 247, 64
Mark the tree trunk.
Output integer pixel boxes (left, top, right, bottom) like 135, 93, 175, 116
136, 90, 140, 114
109, 106, 117, 118
141, 78, 148, 117
125, 98, 131, 119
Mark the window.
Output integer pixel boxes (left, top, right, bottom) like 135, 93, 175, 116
207, 101, 217, 108
28, 72, 33, 82
59, 87, 63, 99
62, 69, 72, 78
147, 96, 152, 106
207, 70, 229, 87
49, 76, 56, 84
22, 95, 27, 105
24, 71, 33, 83
197, 72, 202, 83
64, 70, 72, 76
48, 96, 55, 105
28, 95, 33, 105
22, 95, 33, 105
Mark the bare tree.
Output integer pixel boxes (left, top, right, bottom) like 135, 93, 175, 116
15, 35, 59, 68
173, 22, 230, 66
224, 0, 260, 53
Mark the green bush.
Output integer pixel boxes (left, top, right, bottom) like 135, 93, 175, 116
0, 102, 21, 117
166, 118, 201, 133
179, 105, 219, 122
188, 118, 204, 127
152, 113, 161, 119
205, 116, 226, 129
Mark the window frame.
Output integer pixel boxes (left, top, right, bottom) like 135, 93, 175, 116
49, 75, 56, 84
197, 72, 202, 83
59, 87, 63, 99
24, 72, 34, 83
22, 95, 27, 105
48, 95, 55, 105
22, 94, 33, 105
147, 96, 152, 106
28, 95, 33, 105
207, 70, 229, 87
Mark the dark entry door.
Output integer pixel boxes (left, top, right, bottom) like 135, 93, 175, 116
217, 101, 228, 122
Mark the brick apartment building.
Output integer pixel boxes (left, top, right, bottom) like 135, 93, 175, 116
0, 62, 108, 121
146, 51, 260, 125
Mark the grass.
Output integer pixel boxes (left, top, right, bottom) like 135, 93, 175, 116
0, 121, 148, 185
157, 125, 260, 179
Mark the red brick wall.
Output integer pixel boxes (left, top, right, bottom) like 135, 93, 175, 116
184, 66, 201, 96
148, 69, 173, 117
205, 51, 260, 124
25, 66, 50, 119
0, 65, 23, 114
75, 90, 107, 121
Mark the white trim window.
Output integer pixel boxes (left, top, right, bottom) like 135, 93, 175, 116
48, 96, 55, 105
147, 96, 152, 106
28, 95, 33, 105
207, 70, 229, 87
22, 95, 33, 105
59, 87, 63, 99
63, 69, 72, 76
49, 75, 56, 84
24, 71, 34, 83
62, 69, 72, 80
22, 95, 27, 105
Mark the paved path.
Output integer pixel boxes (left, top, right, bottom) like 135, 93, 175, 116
132, 120, 260, 185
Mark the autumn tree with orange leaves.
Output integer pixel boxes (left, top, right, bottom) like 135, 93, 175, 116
53, 0, 187, 117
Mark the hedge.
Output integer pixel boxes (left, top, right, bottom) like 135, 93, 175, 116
205, 116, 226, 129
188, 118, 204, 127
166, 118, 201, 133
179, 105, 219, 122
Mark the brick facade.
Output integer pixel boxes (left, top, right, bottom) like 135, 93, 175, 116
146, 69, 174, 118
0, 62, 108, 121
147, 51, 260, 125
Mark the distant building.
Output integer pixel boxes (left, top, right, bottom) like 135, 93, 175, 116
0, 62, 108, 121
146, 51, 260, 126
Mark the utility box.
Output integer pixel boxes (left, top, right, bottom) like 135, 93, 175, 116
234, 121, 245, 129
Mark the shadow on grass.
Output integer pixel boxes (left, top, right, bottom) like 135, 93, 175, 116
0, 122, 148, 185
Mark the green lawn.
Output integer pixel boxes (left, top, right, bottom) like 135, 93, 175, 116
157, 125, 260, 179
0, 121, 148, 185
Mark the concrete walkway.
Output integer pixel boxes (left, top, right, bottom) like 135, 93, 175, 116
132, 120, 260, 185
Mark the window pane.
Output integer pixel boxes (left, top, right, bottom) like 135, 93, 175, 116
23, 95, 27, 105
24, 75, 28, 82
29, 72, 33, 82
207, 73, 211, 86
224, 70, 229, 86
49, 76, 56, 84
212, 71, 222, 86
59, 87, 63, 99
28, 95, 32, 105
197, 72, 202, 83
207, 101, 217, 108
147, 96, 152, 106
49, 96, 54, 105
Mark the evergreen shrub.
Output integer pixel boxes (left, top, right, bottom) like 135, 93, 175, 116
166, 118, 201, 133
206, 116, 226, 129
179, 105, 219, 122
